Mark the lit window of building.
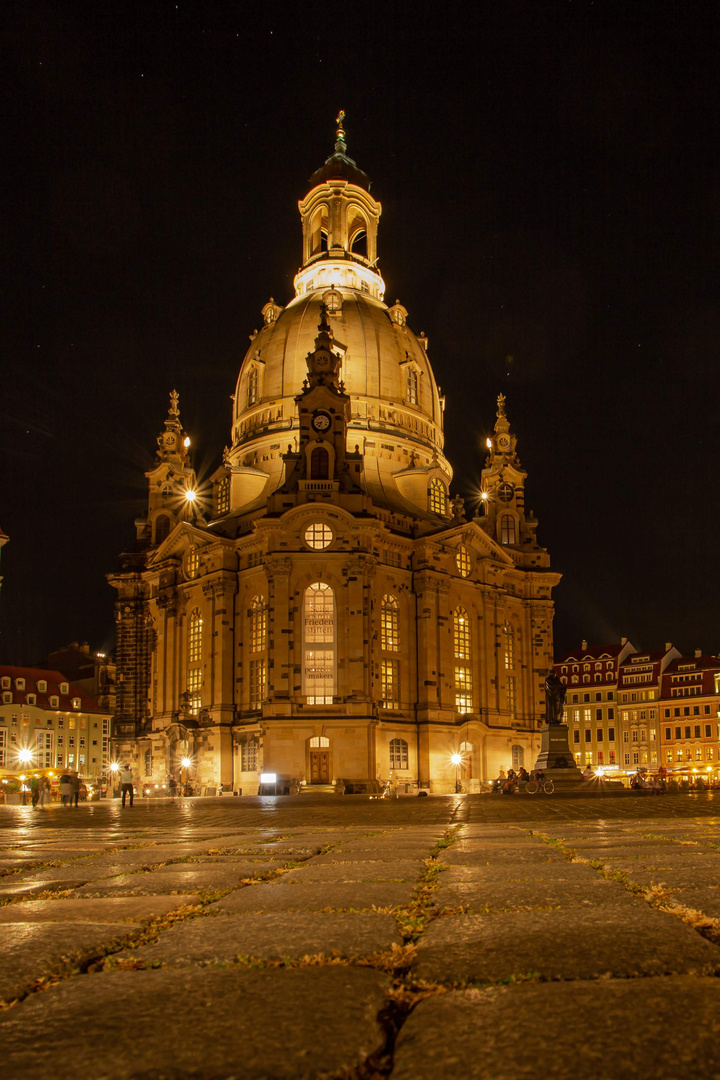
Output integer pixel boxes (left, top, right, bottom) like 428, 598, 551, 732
429, 477, 447, 515
381, 595, 400, 652
304, 522, 333, 549
303, 583, 335, 704
381, 659, 400, 708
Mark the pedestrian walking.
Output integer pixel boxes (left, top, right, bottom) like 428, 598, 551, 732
29, 775, 39, 809
39, 776, 51, 808
59, 771, 73, 806
119, 764, 134, 807
168, 774, 177, 798
71, 772, 81, 807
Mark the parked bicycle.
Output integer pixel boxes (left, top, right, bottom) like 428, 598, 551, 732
525, 775, 555, 795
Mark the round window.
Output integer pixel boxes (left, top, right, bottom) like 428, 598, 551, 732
455, 546, 471, 578
304, 522, 333, 550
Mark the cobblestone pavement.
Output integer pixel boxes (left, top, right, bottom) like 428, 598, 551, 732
2, 793, 720, 1078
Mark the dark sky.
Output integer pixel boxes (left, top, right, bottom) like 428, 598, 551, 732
1, 0, 718, 665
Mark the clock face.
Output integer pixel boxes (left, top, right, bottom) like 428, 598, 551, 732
312, 412, 331, 433
498, 482, 514, 503
497, 434, 511, 451
164, 434, 175, 447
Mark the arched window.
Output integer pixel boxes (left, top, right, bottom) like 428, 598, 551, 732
303, 583, 335, 704
380, 595, 400, 709
453, 606, 472, 714
429, 477, 447, 516
503, 622, 516, 719
499, 515, 516, 545
310, 206, 329, 255
189, 609, 203, 664
381, 595, 399, 652
503, 623, 515, 669
348, 207, 368, 257
187, 609, 202, 714
309, 736, 330, 748
389, 738, 408, 769
155, 515, 171, 544
460, 740, 474, 779
511, 744, 524, 770
249, 596, 267, 709
186, 546, 199, 579
456, 545, 471, 578
310, 446, 329, 479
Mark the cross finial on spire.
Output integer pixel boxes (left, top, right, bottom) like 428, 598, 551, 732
335, 109, 347, 153
169, 389, 180, 417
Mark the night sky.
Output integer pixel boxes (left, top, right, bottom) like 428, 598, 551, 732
2, 0, 718, 666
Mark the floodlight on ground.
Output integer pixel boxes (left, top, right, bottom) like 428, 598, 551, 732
260, 773, 277, 784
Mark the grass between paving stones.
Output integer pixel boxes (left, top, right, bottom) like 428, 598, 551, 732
529, 828, 720, 949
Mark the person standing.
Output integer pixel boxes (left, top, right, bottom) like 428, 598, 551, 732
168, 775, 177, 798
119, 764, 134, 807
71, 772, 81, 807
29, 775, 39, 809
59, 771, 73, 807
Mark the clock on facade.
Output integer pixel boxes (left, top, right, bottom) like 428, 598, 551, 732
497, 434, 511, 451
312, 412, 332, 433
164, 433, 175, 447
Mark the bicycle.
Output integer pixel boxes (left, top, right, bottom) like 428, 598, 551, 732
525, 777, 555, 795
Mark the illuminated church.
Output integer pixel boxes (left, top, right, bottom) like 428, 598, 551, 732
109, 117, 560, 794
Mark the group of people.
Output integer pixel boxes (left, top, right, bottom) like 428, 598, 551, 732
494, 766, 543, 794
27, 774, 53, 808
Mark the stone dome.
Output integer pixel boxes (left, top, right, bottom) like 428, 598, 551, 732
224, 126, 453, 520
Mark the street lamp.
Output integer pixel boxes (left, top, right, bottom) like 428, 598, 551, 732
450, 752, 463, 794
109, 761, 120, 799
181, 757, 192, 795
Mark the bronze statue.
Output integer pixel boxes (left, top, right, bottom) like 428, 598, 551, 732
544, 671, 566, 725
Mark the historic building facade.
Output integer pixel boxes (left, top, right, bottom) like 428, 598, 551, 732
109, 120, 560, 794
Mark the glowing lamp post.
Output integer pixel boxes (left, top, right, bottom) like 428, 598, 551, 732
450, 753, 463, 794
181, 757, 192, 794
109, 761, 120, 798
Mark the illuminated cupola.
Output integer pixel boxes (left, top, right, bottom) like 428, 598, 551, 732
135, 390, 201, 546
294, 112, 385, 301
477, 394, 542, 553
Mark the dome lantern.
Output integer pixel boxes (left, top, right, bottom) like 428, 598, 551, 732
294, 112, 384, 300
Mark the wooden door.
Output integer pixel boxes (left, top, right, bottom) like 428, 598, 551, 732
310, 751, 330, 783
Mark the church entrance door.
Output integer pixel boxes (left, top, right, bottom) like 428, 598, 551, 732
310, 751, 330, 784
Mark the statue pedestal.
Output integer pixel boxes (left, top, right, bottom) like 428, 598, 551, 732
533, 724, 584, 786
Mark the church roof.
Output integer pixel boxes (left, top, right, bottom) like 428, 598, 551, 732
307, 151, 370, 191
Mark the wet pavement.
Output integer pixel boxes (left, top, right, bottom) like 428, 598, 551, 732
1, 792, 720, 1078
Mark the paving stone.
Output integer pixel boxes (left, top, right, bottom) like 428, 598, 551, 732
440, 847, 568, 867
312, 847, 429, 864
0, 895, 200, 924
216, 881, 415, 913
662, 887, 720, 916
0, 878, 93, 900
440, 861, 595, 885
0, 922, 143, 1005
150, 859, 281, 876
391, 977, 720, 1080
413, 907, 720, 982
433, 875, 640, 911
71, 866, 275, 897
0, 967, 390, 1078
122, 911, 403, 966
279, 859, 421, 882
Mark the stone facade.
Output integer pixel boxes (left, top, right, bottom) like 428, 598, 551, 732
109, 121, 560, 794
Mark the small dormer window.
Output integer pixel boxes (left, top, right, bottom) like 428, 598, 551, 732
27, 694, 36, 705
16, 678, 25, 691
247, 366, 259, 407
50, 696, 59, 708
1, 677, 10, 689
406, 367, 418, 406
37, 680, 47, 693
60, 682, 68, 695
216, 476, 230, 515
429, 477, 447, 516
3, 692, 11, 704
72, 698, 81, 710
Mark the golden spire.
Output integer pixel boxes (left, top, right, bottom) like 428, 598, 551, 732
335, 109, 347, 154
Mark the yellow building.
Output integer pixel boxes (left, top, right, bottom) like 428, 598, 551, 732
109, 119, 560, 794
0, 667, 111, 780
